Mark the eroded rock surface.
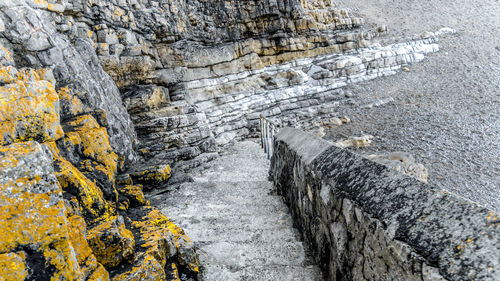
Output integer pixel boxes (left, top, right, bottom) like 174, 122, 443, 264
0, 23, 197, 279
0, 0, 443, 170
0, 0, 460, 280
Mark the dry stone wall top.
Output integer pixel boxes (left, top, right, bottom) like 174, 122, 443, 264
270, 127, 500, 281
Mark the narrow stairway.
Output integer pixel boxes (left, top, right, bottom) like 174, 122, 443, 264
159, 140, 322, 280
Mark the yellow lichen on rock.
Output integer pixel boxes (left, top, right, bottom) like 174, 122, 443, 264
0, 66, 17, 84
87, 217, 135, 268
131, 207, 199, 274
57, 86, 86, 116
0, 45, 14, 69
129, 164, 171, 186
112, 205, 198, 280
0, 68, 64, 146
67, 215, 110, 281
64, 114, 118, 182
0, 41, 198, 280
0, 252, 29, 281
111, 254, 166, 281
165, 263, 181, 281
43, 141, 116, 224
0, 142, 80, 280
118, 185, 146, 207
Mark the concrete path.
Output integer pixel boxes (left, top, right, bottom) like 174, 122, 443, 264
159, 140, 322, 280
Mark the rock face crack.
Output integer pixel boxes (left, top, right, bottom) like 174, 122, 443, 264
159, 140, 323, 280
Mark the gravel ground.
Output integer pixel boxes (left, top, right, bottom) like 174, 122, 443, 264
325, 0, 500, 211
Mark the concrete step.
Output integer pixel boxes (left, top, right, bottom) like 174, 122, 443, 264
157, 141, 322, 281
201, 264, 322, 281
174, 226, 301, 243
193, 170, 270, 182
197, 240, 306, 267
159, 182, 278, 205
162, 203, 291, 222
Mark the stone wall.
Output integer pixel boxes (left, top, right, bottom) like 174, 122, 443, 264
0, 0, 463, 279
270, 128, 499, 281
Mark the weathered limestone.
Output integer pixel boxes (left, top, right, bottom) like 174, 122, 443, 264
0, 1, 137, 163
0, 0, 472, 280
270, 128, 500, 281
0, 142, 79, 280
125, 35, 443, 167
0, 38, 197, 280
0, 0, 443, 171
0, 0, 447, 173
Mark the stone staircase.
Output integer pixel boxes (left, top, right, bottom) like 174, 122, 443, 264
159, 140, 322, 280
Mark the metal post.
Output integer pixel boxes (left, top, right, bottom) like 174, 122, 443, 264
259, 116, 280, 159
259, 116, 264, 148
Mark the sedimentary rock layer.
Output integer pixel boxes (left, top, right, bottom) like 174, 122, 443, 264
0, 2, 198, 277
0, 0, 453, 279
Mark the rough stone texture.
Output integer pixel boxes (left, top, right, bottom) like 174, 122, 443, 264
0, 0, 443, 171
0, 0, 137, 163
0, 141, 79, 280
0, 38, 197, 280
325, 0, 500, 212
0, 67, 63, 146
117, 206, 199, 281
365, 153, 428, 183
0, 0, 487, 280
159, 141, 322, 280
123, 35, 443, 168
0, 0, 447, 175
270, 128, 500, 281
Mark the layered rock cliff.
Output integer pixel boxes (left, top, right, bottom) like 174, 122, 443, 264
0, 0, 444, 280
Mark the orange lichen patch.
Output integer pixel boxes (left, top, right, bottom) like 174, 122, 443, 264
129, 164, 171, 186
0, 45, 13, 64
57, 86, 86, 116
118, 185, 146, 207
0, 66, 17, 84
87, 217, 135, 268
64, 115, 118, 182
43, 141, 115, 224
0, 252, 29, 281
111, 254, 166, 281
0, 68, 63, 146
67, 215, 110, 281
0, 142, 80, 280
130, 207, 199, 273
31, 0, 49, 8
